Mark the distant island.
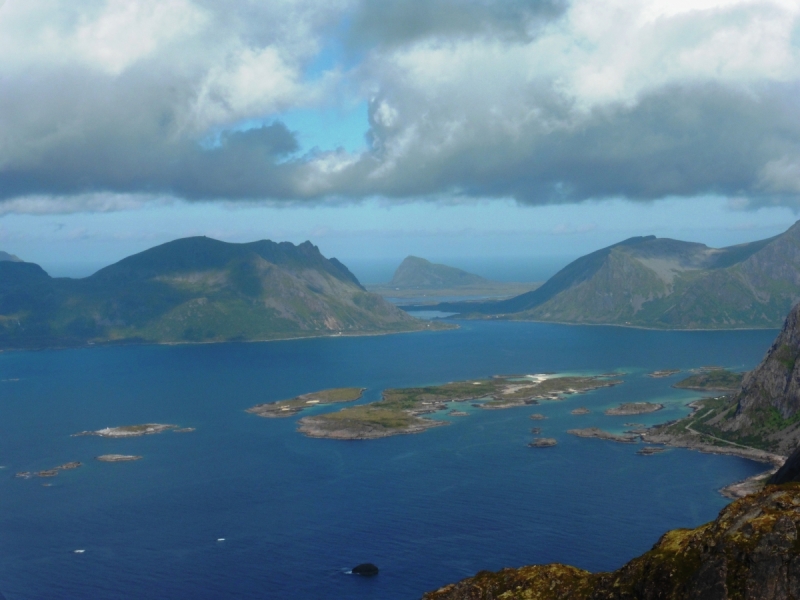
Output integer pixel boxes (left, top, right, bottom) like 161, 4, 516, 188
367, 256, 539, 302
247, 388, 365, 418
96, 455, 142, 462
0, 236, 447, 350
0, 251, 21, 263
409, 220, 800, 329
293, 374, 622, 440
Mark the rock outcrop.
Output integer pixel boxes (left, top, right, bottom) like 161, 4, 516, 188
423, 484, 800, 599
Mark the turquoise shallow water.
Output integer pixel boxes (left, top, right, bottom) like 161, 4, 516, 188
0, 321, 777, 599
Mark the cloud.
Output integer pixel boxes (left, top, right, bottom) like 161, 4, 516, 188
0, 0, 799, 211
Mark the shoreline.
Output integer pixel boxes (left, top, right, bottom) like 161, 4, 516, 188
640, 399, 785, 497
447, 315, 781, 332
0, 322, 459, 354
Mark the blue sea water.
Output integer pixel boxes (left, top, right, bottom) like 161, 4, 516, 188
0, 321, 777, 599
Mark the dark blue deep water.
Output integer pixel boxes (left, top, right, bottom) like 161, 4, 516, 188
0, 321, 778, 599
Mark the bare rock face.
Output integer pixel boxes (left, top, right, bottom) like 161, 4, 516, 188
422, 484, 800, 600
732, 302, 800, 424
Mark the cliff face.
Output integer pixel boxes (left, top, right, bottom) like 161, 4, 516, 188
732, 302, 800, 424
713, 302, 800, 453
423, 484, 800, 600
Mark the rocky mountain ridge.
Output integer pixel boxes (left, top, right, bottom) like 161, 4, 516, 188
424, 221, 800, 329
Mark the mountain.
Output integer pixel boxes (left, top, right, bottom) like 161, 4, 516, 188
0, 236, 434, 349
0, 251, 21, 262
425, 221, 800, 329
389, 256, 488, 289
422, 483, 800, 600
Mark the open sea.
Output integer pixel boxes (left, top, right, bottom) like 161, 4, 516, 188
0, 321, 778, 599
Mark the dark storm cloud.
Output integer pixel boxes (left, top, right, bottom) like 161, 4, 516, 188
322, 82, 800, 206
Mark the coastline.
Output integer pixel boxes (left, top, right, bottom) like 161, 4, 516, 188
0, 321, 459, 354
448, 314, 782, 332
640, 399, 785, 498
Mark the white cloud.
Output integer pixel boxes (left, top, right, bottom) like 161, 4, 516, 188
0, 0, 209, 75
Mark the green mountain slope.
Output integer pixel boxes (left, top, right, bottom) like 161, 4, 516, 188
0, 237, 433, 349
389, 256, 488, 289
427, 221, 800, 329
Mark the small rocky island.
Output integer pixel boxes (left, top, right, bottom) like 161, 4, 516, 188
247, 388, 366, 418
96, 454, 143, 462
568, 427, 640, 443
73, 424, 178, 437
528, 438, 557, 448
637, 446, 666, 455
570, 407, 590, 415
604, 402, 663, 416
15, 462, 82, 479
296, 374, 622, 440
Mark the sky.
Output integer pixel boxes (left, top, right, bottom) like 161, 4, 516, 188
1, 0, 800, 281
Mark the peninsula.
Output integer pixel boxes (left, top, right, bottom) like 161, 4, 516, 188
247, 388, 365, 418
296, 374, 622, 440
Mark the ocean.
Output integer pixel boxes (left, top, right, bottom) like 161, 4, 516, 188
0, 321, 776, 599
